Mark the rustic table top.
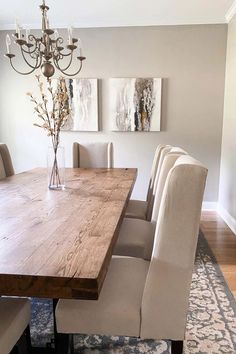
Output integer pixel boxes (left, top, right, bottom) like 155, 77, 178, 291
0, 168, 137, 300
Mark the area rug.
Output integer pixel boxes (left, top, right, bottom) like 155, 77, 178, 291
30, 232, 236, 354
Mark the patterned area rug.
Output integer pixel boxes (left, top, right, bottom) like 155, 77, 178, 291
30, 232, 236, 353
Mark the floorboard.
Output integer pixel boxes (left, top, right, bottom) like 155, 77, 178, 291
201, 210, 236, 300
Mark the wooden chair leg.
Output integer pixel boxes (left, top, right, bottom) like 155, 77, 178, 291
25, 325, 32, 354
55, 333, 74, 354
171, 340, 183, 354
11, 325, 32, 354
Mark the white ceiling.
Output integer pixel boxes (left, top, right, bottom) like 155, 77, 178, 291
0, 0, 234, 30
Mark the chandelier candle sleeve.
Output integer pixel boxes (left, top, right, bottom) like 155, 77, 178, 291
6, 35, 11, 54
5, 1, 86, 77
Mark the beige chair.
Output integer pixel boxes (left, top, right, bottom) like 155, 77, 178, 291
125, 145, 172, 220
0, 143, 14, 179
55, 155, 208, 354
73, 142, 113, 168
0, 297, 31, 354
114, 150, 187, 260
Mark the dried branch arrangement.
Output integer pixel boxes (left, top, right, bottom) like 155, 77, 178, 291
27, 75, 70, 188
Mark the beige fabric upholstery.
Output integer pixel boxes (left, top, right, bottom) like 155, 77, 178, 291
151, 149, 187, 223
115, 151, 186, 260
114, 218, 156, 260
146, 146, 173, 220
56, 156, 207, 342
126, 145, 171, 220
0, 297, 31, 354
124, 200, 148, 220
0, 143, 14, 178
56, 257, 149, 336
0, 155, 6, 180
148, 144, 169, 193
141, 155, 208, 340
73, 142, 113, 168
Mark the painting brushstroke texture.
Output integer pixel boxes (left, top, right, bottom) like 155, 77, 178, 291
62, 78, 98, 131
109, 78, 162, 132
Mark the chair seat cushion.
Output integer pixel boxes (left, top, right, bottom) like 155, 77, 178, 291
125, 200, 148, 220
0, 297, 31, 354
56, 257, 149, 337
114, 218, 156, 260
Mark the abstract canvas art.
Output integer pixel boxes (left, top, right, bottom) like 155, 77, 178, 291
61, 78, 98, 131
109, 78, 162, 132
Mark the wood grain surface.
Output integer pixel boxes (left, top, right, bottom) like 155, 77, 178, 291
0, 168, 137, 299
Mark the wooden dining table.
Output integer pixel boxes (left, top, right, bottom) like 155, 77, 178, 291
0, 167, 137, 301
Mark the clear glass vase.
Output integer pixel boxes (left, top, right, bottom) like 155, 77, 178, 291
47, 145, 65, 190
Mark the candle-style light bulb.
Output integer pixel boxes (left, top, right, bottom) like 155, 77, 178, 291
6, 34, 11, 54
54, 29, 59, 40
26, 28, 30, 43
78, 38, 83, 57
15, 18, 20, 38
68, 27, 73, 45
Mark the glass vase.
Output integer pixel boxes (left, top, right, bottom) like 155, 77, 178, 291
47, 145, 65, 190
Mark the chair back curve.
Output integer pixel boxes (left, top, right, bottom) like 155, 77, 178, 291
0, 143, 14, 179
73, 142, 113, 168
146, 145, 172, 220
146, 144, 170, 203
140, 155, 208, 340
151, 147, 187, 223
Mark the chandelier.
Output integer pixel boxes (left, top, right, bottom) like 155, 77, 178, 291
5, 0, 86, 78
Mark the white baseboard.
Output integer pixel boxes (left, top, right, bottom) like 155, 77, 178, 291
217, 204, 236, 235
202, 202, 218, 211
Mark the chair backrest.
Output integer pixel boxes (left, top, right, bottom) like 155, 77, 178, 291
146, 144, 170, 202
146, 146, 172, 220
0, 144, 14, 179
140, 155, 207, 340
151, 147, 187, 223
73, 142, 113, 168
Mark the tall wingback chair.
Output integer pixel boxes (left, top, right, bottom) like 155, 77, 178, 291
73, 142, 113, 168
55, 156, 207, 354
114, 149, 187, 260
125, 145, 172, 220
141, 155, 208, 341
150, 147, 187, 222
0, 143, 14, 179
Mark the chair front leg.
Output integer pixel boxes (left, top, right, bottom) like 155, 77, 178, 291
55, 333, 74, 354
11, 325, 32, 354
171, 340, 183, 354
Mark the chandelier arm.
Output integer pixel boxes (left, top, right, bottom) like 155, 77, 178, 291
54, 51, 74, 72
20, 47, 40, 69
56, 59, 83, 77
57, 50, 73, 57
53, 56, 60, 70
55, 37, 74, 57
20, 34, 39, 55
9, 57, 39, 75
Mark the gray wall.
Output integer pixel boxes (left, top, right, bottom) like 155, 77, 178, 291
219, 16, 236, 217
0, 25, 227, 201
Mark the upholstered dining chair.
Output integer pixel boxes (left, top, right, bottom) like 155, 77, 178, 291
55, 155, 208, 354
0, 143, 14, 179
0, 297, 31, 354
125, 145, 172, 220
73, 142, 113, 168
114, 150, 187, 260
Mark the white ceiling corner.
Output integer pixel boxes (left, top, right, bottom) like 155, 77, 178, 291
225, 0, 236, 22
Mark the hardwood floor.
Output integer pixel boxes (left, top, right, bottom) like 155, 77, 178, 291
200, 210, 236, 299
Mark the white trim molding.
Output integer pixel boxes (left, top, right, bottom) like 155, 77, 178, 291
225, 0, 236, 23
218, 203, 236, 235
202, 202, 218, 211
